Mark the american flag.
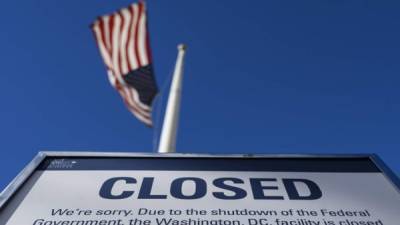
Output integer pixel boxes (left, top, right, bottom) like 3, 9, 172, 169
91, 1, 158, 126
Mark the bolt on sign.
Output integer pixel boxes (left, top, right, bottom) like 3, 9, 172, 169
0, 152, 399, 225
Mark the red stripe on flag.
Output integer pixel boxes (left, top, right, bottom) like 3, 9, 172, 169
118, 12, 125, 76
99, 18, 109, 56
125, 6, 134, 72
145, 18, 152, 64
109, 15, 115, 69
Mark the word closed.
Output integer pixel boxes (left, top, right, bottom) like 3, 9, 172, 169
99, 177, 322, 200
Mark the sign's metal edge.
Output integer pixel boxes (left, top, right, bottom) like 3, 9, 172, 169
0, 151, 398, 211
0, 152, 47, 210
369, 154, 400, 193
39, 151, 374, 158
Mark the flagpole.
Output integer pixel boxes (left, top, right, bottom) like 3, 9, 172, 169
158, 44, 187, 153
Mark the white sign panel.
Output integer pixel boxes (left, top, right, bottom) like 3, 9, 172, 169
1, 154, 399, 225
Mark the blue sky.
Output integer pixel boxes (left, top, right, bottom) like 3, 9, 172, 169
1, 0, 400, 191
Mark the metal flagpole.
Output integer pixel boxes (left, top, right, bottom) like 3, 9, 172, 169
158, 44, 187, 153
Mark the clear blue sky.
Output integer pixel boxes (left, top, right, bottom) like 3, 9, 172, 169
1, 0, 399, 191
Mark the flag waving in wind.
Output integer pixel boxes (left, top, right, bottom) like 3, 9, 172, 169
91, 1, 158, 126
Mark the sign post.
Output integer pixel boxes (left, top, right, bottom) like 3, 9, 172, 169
1, 152, 399, 225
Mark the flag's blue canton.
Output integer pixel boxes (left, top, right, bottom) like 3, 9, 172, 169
123, 64, 158, 106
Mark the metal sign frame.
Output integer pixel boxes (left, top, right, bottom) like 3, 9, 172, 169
0, 151, 399, 211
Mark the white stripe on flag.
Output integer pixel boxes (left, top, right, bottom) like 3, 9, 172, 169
107, 70, 117, 87
119, 8, 131, 75
103, 16, 112, 53
111, 14, 124, 85
138, 11, 148, 66
127, 4, 139, 70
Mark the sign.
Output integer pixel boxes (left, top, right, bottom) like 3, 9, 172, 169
1, 152, 399, 225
